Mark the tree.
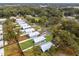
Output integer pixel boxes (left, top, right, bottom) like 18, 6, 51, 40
33, 46, 42, 56
4, 19, 24, 56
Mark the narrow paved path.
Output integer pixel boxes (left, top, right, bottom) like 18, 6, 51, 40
0, 24, 4, 56
19, 39, 31, 43
22, 46, 33, 52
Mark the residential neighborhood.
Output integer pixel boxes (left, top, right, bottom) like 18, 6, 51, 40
0, 3, 79, 56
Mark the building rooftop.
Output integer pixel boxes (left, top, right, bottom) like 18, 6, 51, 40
0, 48, 4, 56
32, 36, 46, 44
16, 20, 26, 24
0, 18, 6, 22
25, 28, 35, 34
0, 25, 2, 28
16, 19, 31, 29
0, 28, 2, 31
0, 41, 3, 47
28, 31, 40, 38
40, 42, 53, 52
0, 35, 3, 40
20, 24, 31, 28
0, 31, 3, 35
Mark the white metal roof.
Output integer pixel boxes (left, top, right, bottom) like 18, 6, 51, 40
0, 25, 2, 28
32, 36, 46, 44
0, 48, 4, 56
0, 28, 2, 31
20, 23, 31, 29
0, 31, 3, 34
22, 26, 31, 29
28, 31, 40, 38
0, 25, 2, 31
0, 41, 3, 47
0, 35, 3, 40
16, 19, 25, 23
16, 19, 31, 29
16, 18, 25, 22
40, 42, 53, 52
25, 28, 35, 34
17, 21, 26, 24
20, 23, 29, 27
16, 18, 22, 21
20, 23, 28, 26
10, 16, 16, 19
16, 21, 26, 24
0, 18, 6, 22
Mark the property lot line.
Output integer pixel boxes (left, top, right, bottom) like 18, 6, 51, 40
22, 43, 41, 52
22, 46, 33, 52
19, 39, 31, 44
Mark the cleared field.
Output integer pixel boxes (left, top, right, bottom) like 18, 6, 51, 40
4, 43, 21, 56
20, 39, 34, 50
18, 35, 28, 41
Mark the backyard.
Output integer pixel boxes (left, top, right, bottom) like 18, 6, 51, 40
20, 39, 34, 50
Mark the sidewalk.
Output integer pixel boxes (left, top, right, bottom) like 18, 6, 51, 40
22, 46, 33, 52
19, 39, 31, 43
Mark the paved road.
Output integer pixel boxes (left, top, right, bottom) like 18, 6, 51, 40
0, 24, 4, 56
0, 48, 4, 56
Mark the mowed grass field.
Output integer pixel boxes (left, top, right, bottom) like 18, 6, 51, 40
20, 39, 34, 50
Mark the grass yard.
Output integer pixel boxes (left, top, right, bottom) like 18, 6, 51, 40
23, 46, 50, 56
46, 35, 52, 42
23, 48, 34, 56
20, 39, 34, 50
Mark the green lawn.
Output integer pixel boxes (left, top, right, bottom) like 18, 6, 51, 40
20, 39, 34, 50
46, 35, 52, 42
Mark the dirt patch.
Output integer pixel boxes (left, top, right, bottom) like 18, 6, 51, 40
7, 39, 16, 45
18, 35, 29, 42
4, 43, 21, 56
54, 47, 76, 56
23, 49, 34, 56
62, 47, 76, 56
